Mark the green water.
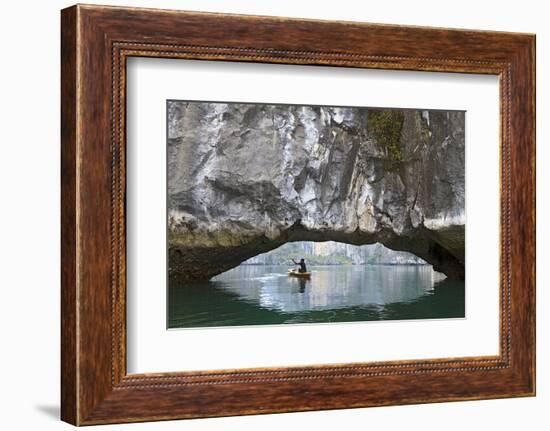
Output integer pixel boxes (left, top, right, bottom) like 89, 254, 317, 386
168, 265, 465, 329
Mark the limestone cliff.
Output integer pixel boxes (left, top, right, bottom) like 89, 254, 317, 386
167, 101, 465, 281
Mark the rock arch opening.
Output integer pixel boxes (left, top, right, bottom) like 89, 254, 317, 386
167, 101, 465, 283
242, 240, 428, 267
168, 220, 464, 282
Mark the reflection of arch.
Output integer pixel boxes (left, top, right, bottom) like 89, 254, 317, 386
168, 222, 464, 283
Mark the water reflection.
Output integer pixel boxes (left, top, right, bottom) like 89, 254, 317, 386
213, 265, 438, 311
168, 265, 464, 328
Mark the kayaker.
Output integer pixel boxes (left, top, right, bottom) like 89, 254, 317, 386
291, 258, 307, 273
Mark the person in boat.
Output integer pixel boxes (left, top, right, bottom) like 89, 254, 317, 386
291, 258, 307, 273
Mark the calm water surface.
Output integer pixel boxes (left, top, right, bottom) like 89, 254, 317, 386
168, 265, 465, 328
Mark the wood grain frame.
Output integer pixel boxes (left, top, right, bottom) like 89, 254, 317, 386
61, 4, 536, 426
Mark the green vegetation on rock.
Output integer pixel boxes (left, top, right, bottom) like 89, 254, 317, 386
367, 109, 405, 162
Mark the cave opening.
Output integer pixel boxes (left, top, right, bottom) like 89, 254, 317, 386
238, 241, 433, 270
168, 224, 464, 283
207, 240, 447, 284
167, 101, 466, 283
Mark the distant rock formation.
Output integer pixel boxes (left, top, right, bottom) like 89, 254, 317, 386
243, 241, 427, 266
168, 102, 465, 281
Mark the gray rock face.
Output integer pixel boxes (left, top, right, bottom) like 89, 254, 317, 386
168, 101, 465, 281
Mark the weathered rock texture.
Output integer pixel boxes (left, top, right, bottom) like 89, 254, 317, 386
168, 101, 465, 281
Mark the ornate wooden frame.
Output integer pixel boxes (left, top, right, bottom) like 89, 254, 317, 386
61, 4, 536, 425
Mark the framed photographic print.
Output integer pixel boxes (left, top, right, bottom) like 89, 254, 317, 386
61, 4, 535, 425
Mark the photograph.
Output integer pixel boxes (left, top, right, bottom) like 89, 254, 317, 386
167, 100, 466, 328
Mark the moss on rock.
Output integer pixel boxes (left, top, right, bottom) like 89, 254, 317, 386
367, 109, 405, 162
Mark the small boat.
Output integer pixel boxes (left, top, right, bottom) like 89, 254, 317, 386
288, 269, 312, 278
